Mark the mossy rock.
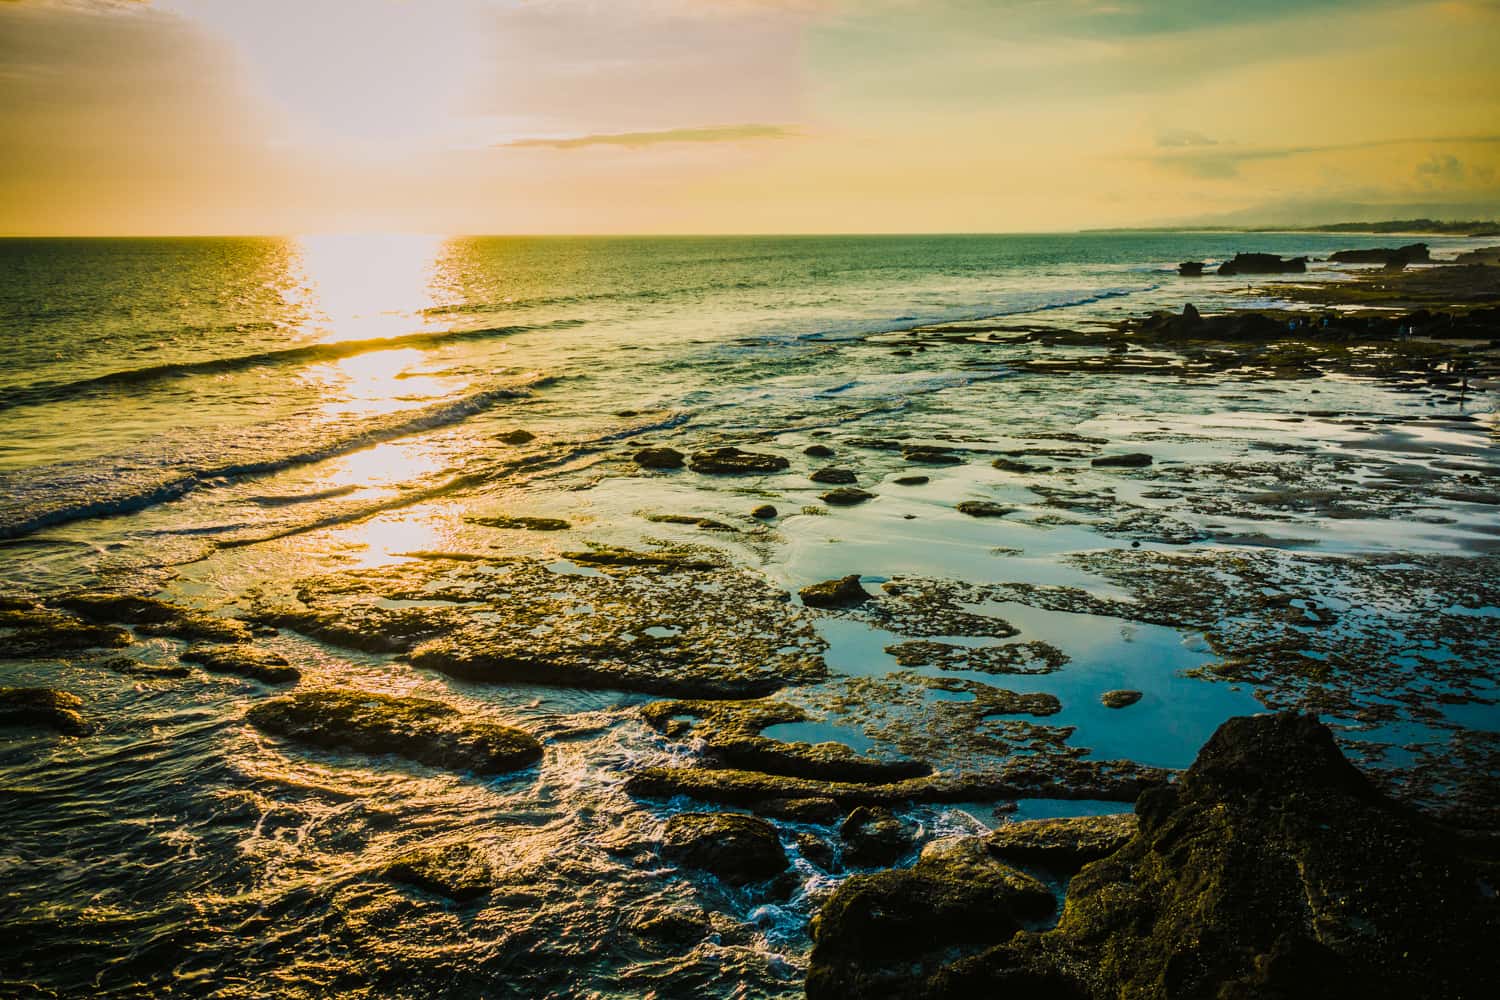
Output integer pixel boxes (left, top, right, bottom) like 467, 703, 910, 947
52, 592, 251, 643
383, 843, 495, 901
0, 605, 131, 657
634, 447, 685, 469
820, 487, 875, 506
246, 689, 542, 775
466, 515, 570, 531
688, 448, 789, 474
0, 687, 90, 736
807, 837, 1054, 999
839, 805, 916, 867
810, 467, 858, 485
800, 575, 871, 608
985, 812, 1136, 870
661, 812, 789, 886
181, 644, 300, 684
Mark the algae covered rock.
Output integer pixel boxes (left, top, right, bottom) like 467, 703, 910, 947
661, 812, 789, 886
0, 687, 90, 735
799, 575, 871, 609
806, 836, 1054, 999
52, 591, 252, 643
809, 467, 858, 485
750, 504, 778, 519
1090, 452, 1152, 468
985, 812, 1136, 869
181, 644, 300, 684
688, 447, 789, 474
465, 514, 570, 531
634, 446, 685, 469
1099, 688, 1142, 708
383, 843, 495, 901
0, 604, 131, 656
820, 487, 874, 506
826, 712, 1500, 999
839, 805, 916, 867
956, 501, 1013, 518
247, 689, 543, 775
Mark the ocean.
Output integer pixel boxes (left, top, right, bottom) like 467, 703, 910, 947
2, 232, 1497, 998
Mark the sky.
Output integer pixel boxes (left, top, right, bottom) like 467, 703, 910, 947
1, 0, 1498, 234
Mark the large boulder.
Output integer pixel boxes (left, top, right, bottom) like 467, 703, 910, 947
808, 712, 1500, 999
1217, 253, 1308, 276
661, 812, 789, 886
1329, 243, 1430, 266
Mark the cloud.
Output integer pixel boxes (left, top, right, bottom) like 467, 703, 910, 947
499, 123, 800, 150
1150, 134, 1500, 179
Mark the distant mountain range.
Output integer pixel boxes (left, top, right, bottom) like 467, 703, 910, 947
1285, 219, 1499, 237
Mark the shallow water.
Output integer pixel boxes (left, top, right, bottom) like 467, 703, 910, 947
2, 233, 1498, 997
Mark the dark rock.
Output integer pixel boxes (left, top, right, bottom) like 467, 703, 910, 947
807, 837, 1054, 999
805, 444, 836, 458
0, 604, 132, 656
992, 458, 1049, 474
101, 656, 191, 679
893, 475, 930, 486
1182, 302, 1201, 324
560, 546, 718, 571
661, 812, 789, 886
1178, 261, 1205, 277
383, 843, 494, 901
1329, 243, 1430, 266
466, 515, 571, 531
53, 591, 252, 643
0, 687, 90, 735
1454, 246, 1500, 266
1090, 452, 1152, 468
246, 689, 543, 775
495, 429, 536, 445
820, 487, 874, 506
689, 447, 790, 474
839, 805, 916, 867
810, 467, 858, 485
1100, 688, 1142, 708
840, 712, 1500, 999
629, 907, 711, 947
956, 501, 1013, 518
644, 513, 737, 531
181, 644, 300, 684
800, 575, 871, 608
903, 447, 964, 465
1217, 253, 1308, 276
759, 796, 844, 823
751, 504, 778, 519
985, 812, 1136, 869
796, 831, 837, 871
633, 447, 685, 469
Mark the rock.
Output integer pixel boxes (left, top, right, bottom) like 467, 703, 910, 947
820, 487, 874, 506
751, 504, 778, 519
0, 687, 90, 735
53, 591, 252, 643
101, 656, 191, 679
383, 843, 494, 901
689, 447, 790, 474
1329, 243, 1430, 266
633, 447, 685, 469
992, 458, 1048, 474
839, 805, 916, 867
0, 604, 131, 656
807, 837, 1054, 999
1178, 261, 1205, 277
1182, 302, 1201, 324
800, 575, 871, 608
181, 644, 300, 683
759, 796, 844, 823
1100, 689, 1143, 708
796, 831, 837, 871
809, 467, 858, 485
466, 515, 571, 531
1090, 452, 1152, 468
955, 501, 1013, 518
903, 447, 964, 465
985, 812, 1136, 869
661, 812, 789, 886
629, 907, 711, 947
561, 546, 719, 571
804, 444, 836, 458
893, 475, 930, 486
246, 690, 543, 775
1454, 246, 1500, 266
844, 713, 1500, 999
495, 429, 536, 445
1217, 253, 1308, 276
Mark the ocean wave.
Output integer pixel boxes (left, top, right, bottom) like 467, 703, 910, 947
0, 379, 546, 540
0, 320, 580, 412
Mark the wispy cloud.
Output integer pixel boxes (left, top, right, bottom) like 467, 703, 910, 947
1150, 134, 1500, 179
499, 123, 800, 150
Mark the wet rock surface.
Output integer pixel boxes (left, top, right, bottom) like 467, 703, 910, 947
799, 574, 871, 608
839, 805, 916, 867
806, 837, 1055, 999
0, 604, 131, 657
247, 690, 543, 776
53, 592, 252, 644
382, 843, 496, 901
633, 446, 685, 469
0, 687, 90, 735
809, 467, 858, 485
660, 812, 789, 887
985, 813, 1136, 870
465, 514, 571, 531
810, 713, 1500, 999
819, 487, 874, 506
1100, 689, 1142, 709
689, 447, 790, 474
181, 644, 300, 684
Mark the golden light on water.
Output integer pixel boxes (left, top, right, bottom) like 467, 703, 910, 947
291, 233, 446, 345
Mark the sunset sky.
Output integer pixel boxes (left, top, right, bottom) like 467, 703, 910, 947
2, 0, 1498, 234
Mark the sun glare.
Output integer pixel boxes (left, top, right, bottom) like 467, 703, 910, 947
289, 232, 445, 343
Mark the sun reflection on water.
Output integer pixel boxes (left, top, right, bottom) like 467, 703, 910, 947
287, 232, 447, 345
